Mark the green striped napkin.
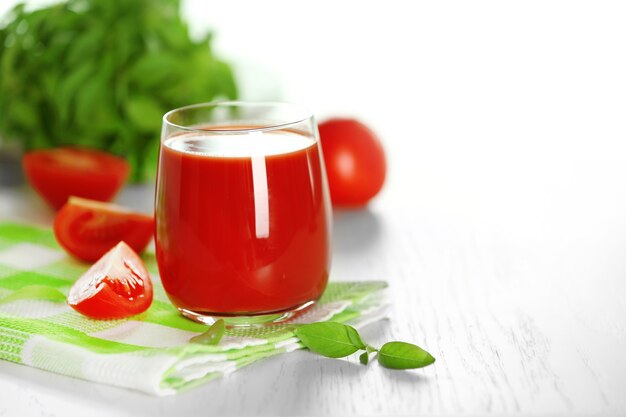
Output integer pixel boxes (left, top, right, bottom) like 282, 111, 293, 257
0, 222, 388, 396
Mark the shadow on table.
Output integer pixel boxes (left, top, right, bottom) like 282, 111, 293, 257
332, 208, 383, 255
380, 366, 431, 384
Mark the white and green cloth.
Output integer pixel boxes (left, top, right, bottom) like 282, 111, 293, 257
0, 223, 388, 396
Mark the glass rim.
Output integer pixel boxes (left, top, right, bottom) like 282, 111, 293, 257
162, 101, 314, 134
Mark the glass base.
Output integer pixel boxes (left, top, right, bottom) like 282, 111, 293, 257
178, 300, 316, 327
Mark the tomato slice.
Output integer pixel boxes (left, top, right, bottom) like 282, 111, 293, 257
54, 197, 154, 262
318, 119, 386, 207
67, 242, 153, 319
23, 147, 129, 210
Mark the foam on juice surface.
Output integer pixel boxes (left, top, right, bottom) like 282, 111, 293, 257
165, 130, 315, 157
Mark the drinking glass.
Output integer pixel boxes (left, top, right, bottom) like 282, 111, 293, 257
155, 102, 332, 326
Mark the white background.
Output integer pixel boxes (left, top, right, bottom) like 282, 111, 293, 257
195, 0, 626, 214
1, 1, 626, 415
2, 0, 625, 218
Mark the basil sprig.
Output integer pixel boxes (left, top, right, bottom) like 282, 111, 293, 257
295, 322, 435, 370
0, 0, 237, 181
189, 320, 436, 370
190, 319, 225, 346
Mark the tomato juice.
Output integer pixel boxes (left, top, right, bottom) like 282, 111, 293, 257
155, 127, 331, 316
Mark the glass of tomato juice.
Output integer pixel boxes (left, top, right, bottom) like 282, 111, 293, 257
155, 102, 332, 326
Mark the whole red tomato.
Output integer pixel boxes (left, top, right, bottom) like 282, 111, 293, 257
318, 118, 386, 207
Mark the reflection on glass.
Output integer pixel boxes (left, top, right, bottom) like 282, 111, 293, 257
155, 102, 331, 326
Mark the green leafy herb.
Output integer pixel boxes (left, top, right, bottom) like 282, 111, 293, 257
0, 0, 237, 181
378, 341, 435, 369
359, 344, 378, 365
295, 322, 435, 371
294, 322, 366, 358
190, 319, 225, 346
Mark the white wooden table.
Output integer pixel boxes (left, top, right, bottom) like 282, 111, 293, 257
1, 1, 626, 414
1, 161, 625, 416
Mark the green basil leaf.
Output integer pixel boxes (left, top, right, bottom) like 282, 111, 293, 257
0, 0, 238, 182
359, 351, 369, 365
190, 319, 225, 346
65, 25, 105, 66
214, 60, 238, 99
125, 95, 164, 132
56, 61, 95, 121
154, 17, 189, 50
295, 322, 366, 358
378, 341, 435, 370
74, 77, 107, 125
7, 98, 38, 130
128, 52, 181, 89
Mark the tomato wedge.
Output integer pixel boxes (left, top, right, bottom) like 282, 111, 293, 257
67, 241, 153, 319
23, 147, 129, 210
54, 197, 154, 262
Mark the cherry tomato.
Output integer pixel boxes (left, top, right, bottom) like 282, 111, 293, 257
23, 147, 129, 210
54, 197, 154, 262
67, 241, 153, 320
318, 118, 386, 207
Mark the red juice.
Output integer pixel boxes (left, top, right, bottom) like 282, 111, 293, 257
155, 127, 331, 315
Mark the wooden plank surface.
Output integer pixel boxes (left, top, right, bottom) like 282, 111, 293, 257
1, 1, 625, 414
1, 174, 625, 415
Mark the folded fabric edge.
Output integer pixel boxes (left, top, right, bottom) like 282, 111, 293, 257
160, 301, 390, 396
163, 292, 390, 375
